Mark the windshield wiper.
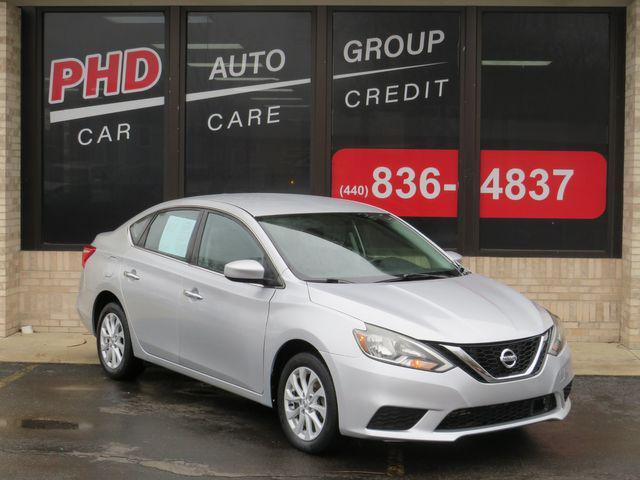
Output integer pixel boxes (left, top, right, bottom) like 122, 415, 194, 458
377, 270, 460, 283
312, 278, 354, 284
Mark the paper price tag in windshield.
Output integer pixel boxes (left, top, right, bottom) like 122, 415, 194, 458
158, 216, 197, 258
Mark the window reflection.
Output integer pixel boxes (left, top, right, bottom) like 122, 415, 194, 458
480, 12, 611, 251
42, 12, 165, 244
184, 12, 312, 197
331, 11, 461, 248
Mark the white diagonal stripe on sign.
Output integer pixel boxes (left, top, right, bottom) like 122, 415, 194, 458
49, 96, 165, 124
333, 62, 447, 80
49, 77, 313, 123
185, 78, 311, 102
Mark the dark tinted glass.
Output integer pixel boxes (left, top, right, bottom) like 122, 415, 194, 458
42, 12, 165, 244
480, 12, 611, 251
144, 210, 200, 260
197, 213, 266, 273
331, 11, 461, 248
185, 12, 312, 196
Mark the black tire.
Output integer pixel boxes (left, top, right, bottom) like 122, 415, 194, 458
96, 302, 144, 381
277, 352, 339, 454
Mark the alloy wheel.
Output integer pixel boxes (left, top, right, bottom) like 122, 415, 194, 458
284, 366, 327, 441
100, 312, 125, 370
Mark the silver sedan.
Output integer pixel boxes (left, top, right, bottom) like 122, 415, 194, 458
77, 193, 573, 453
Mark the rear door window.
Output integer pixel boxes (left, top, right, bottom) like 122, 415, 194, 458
144, 210, 201, 260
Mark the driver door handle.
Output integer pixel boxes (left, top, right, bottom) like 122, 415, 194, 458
183, 288, 203, 301
123, 270, 140, 281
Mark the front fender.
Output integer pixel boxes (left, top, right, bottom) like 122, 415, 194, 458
261, 283, 365, 407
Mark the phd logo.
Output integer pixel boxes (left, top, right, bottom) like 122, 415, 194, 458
48, 47, 162, 104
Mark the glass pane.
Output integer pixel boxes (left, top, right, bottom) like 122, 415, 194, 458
331, 11, 461, 248
197, 213, 266, 273
42, 12, 165, 244
185, 12, 312, 196
259, 213, 458, 283
130, 214, 152, 245
145, 210, 200, 259
479, 12, 611, 251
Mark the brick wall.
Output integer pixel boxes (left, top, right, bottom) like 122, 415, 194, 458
464, 258, 623, 343
0, 4, 20, 338
19, 252, 86, 333
623, 1, 640, 349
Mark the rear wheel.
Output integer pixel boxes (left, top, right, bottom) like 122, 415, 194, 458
277, 352, 338, 453
97, 302, 143, 380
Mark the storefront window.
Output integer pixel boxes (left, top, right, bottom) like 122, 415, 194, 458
330, 11, 461, 248
479, 12, 612, 252
42, 12, 166, 245
184, 11, 312, 196
24, 7, 624, 256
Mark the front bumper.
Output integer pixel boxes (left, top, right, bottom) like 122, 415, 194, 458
329, 344, 573, 441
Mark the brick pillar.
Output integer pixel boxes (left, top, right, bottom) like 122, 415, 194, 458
623, 2, 640, 349
0, 3, 20, 338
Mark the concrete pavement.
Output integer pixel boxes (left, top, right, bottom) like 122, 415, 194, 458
0, 363, 638, 479
0, 332, 98, 365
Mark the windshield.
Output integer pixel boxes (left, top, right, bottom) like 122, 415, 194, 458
257, 212, 461, 283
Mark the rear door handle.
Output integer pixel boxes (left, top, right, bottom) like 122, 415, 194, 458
123, 270, 140, 281
183, 288, 203, 301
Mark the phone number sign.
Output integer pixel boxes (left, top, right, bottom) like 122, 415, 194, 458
332, 148, 607, 219
480, 150, 607, 219
332, 148, 459, 217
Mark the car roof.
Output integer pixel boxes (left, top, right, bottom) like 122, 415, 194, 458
173, 193, 384, 217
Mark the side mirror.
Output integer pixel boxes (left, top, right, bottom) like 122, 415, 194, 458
445, 251, 463, 263
224, 259, 266, 284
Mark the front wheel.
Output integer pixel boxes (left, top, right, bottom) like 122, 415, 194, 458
97, 302, 144, 380
277, 352, 339, 453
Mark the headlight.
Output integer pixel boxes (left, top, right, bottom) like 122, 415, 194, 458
353, 324, 454, 372
547, 310, 566, 356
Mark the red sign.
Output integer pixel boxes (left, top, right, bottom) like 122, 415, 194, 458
331, 148, 458, 217
480, 150, 607, 219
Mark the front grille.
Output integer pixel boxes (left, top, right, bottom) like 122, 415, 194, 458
461, 334, 543, 377
563, 380, 573, 400
367, 406, 427, 431
436, 394, 557, 431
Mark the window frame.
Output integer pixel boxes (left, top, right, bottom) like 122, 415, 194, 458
21, 5, 625, 258
470, 6, 625, 258
181, 6, 320, 199
21, 6, 173, 251
326, 5, 625, 258
327, 6, 467, 253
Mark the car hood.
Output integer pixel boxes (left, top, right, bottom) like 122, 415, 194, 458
307, 273, 551, 344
